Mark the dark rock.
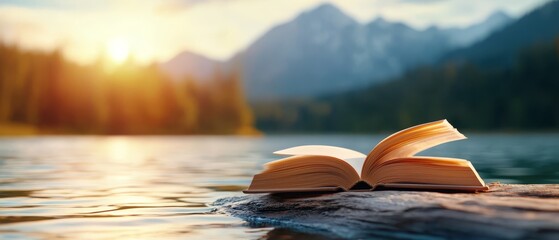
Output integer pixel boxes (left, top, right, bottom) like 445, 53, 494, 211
213, 184, 559, 239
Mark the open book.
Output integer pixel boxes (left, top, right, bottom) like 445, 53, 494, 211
244, 120, 488, 193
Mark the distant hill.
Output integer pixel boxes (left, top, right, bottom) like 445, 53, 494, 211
160, 51, 222, 81
444, 0, 559, 66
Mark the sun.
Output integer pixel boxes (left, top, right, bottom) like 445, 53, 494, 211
107, 38, 130, 64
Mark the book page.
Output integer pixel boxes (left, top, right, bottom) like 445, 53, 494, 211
274, 145, 366, 159
247, 155, 361, 191
362, 119, 466, 176
274, 145, 366, 175
344, 157, 365, 176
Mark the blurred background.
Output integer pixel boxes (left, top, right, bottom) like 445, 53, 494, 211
0, 0, 557, 135
1, 1, 559, 239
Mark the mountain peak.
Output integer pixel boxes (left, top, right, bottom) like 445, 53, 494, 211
309, 3, 343, 16
297, 3, 356, 26
486, 10, 511, 22
444, 0, 559, 65
442, 9, 514, 48
168, 51, 218, 64
160, 50, 220, 81
367, 16, 411, 31
368, 16, 389, 27
483, 10, 512, 27
372, 16, 387, 24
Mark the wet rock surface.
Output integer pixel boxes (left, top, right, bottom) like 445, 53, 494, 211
213, 184, 559, 239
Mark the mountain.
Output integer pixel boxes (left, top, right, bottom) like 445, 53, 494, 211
444, 10, 513, 47
161, 3, 514, 100
160, 51, 221, 81
237, 3, 513, 100
253, 39, 559, 132
237, 3, 452, 100
445, 0, 559, 66
234, 4, 365, 100
252, 1, 559, 132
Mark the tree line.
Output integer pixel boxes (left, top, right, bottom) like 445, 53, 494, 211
0, 43, 256, 135
253, 39, 559, 132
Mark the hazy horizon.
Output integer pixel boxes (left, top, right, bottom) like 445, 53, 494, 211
0, 0, 551, 65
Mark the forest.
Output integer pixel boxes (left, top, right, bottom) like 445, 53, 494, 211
2, 37, 558, 135
253, 39, 559, 132
0, 43, 256, 135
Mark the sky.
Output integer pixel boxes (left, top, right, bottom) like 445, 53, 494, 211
0, 0, 552, 64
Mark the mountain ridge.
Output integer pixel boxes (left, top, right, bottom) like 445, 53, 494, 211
252, 0, 559, 132
161, 3, 514, 100
444, 0, 559, 66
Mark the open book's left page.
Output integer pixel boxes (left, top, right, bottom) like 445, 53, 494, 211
274, 145, 366, 175
244, 149, 363, 193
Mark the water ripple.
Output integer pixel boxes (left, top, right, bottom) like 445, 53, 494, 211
0, 134, 558, 239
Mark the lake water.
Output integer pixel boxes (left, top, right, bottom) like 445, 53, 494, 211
0, 134, 558, 239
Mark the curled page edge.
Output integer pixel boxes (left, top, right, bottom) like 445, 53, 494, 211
274, 145, 366, 159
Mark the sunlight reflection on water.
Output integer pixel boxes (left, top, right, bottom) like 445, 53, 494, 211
0, 134, 558, 239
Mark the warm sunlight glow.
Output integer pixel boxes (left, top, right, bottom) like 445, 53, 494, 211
107, 38, 130, 64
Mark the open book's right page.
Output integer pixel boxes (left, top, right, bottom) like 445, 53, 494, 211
361, 119, 487, 191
